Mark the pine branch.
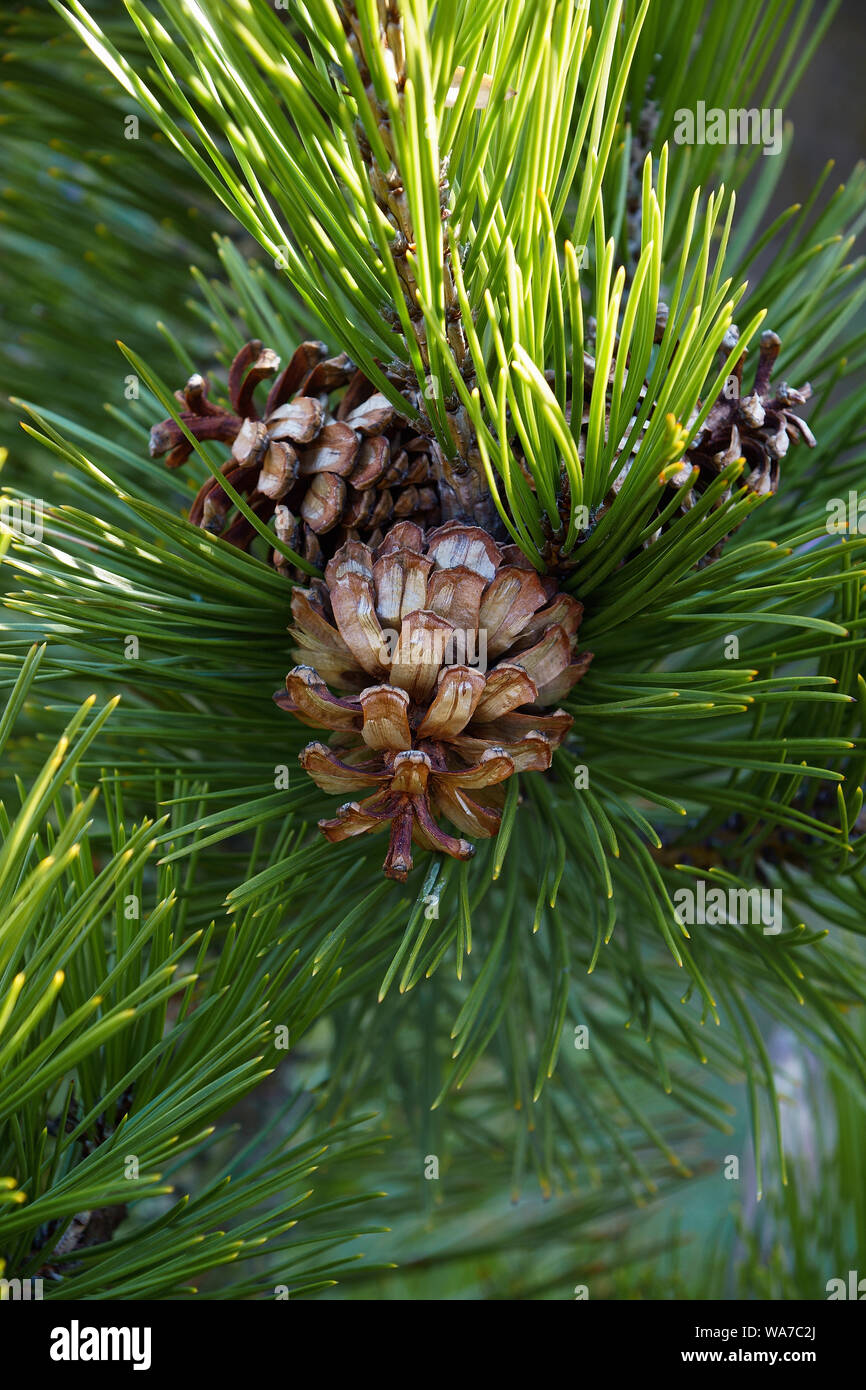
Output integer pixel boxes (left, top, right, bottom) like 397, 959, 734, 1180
0, 647, 386, 1297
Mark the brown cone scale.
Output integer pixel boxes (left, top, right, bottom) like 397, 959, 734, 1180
150, 339, 441, 573
274, 520, 592, 881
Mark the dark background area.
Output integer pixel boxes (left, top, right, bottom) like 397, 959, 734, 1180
780, 0, 866, 203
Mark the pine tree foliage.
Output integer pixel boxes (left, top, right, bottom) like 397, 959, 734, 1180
1, 0, 865, 1298
0, 1, 228, 464
0, 648, 395, 1297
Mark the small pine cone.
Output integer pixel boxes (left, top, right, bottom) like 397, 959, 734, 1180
540, 326, 816, 574
648, 329, 816, 565
149, 340, 440, 573
275, 520, 592, 880
678, 329, 815, 508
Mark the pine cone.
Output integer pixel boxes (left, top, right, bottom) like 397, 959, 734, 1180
684, 329, 815, 498
149, 339, 441, 572
646, 329, 815, 565
538, 324, 815, 572
275, 520, 592, 880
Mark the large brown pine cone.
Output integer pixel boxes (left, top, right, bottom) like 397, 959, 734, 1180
274, 520, 592, 880
149, 339, 441, 572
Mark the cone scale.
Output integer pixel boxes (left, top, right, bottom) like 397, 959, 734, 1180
274, 520, 592, 879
